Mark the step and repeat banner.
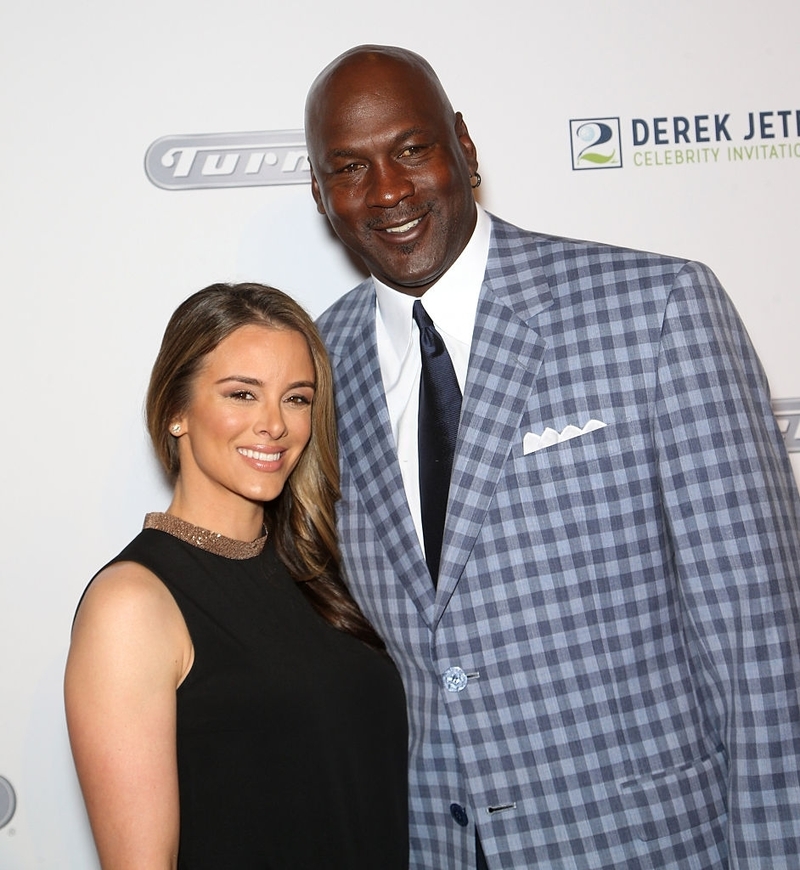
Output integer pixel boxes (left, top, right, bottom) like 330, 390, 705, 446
1, 1, 798, 865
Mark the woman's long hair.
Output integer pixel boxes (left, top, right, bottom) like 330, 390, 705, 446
146, 282, 385, 652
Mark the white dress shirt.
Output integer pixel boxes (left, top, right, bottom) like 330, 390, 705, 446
374, 205, 492, 550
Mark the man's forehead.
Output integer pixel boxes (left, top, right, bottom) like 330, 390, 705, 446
312, 89, 450, 157
305, 48, 452, 158
311, 68, 442, 134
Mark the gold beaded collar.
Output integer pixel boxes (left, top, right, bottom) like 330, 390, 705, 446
143, 512, 267, 560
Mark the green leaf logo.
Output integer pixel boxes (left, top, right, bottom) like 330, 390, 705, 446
580, 150, 617, 165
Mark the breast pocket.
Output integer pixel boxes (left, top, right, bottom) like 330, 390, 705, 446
508, 419, 656, 519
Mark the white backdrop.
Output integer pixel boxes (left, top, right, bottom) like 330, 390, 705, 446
1, 2, 798, 865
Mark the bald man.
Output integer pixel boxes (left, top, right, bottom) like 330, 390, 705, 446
306, 44, 800, 869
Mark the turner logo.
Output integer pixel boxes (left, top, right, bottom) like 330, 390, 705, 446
569, 118, 622, 170
145, 130, 310, 190
774, 398, 800, 454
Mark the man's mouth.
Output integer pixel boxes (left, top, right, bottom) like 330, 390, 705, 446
384, 217, 422, 234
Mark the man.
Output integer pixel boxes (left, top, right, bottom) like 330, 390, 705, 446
305, 44, 800, 869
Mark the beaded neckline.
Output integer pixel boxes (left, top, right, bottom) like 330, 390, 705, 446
143, 512, 267, 560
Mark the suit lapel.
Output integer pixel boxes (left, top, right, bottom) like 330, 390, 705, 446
434, 222, 554, 620
325, 219, 555, 627
327, 289, 436, 624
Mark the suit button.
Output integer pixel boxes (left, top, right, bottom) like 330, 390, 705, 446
443, 666, 468, 692
450, 803, 469, 827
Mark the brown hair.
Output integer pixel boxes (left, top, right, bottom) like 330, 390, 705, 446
146, 282, 385, 651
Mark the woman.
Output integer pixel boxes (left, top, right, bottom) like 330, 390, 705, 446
64, 283, 409, 870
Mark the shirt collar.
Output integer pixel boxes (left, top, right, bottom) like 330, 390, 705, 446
375, 205, 491, 360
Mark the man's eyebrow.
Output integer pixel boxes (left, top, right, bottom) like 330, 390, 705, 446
327, 148, 359, 160
326, 128, 429, 159
394, 127, 427, 142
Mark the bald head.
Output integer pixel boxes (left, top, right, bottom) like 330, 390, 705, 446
305, 45, 455, 165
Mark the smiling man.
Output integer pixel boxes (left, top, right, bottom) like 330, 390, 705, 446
306, 44, 800, 870
306, 49, 478, 296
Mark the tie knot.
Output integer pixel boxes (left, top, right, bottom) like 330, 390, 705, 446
412, 299, 433, 330
413, 299, 447, 357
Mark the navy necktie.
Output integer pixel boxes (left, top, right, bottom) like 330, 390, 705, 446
413, 299, 462, 584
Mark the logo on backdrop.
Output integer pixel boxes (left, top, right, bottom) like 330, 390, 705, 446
774, 398, 800, 454
570, 109, 800, 171
145, 130, 309, 190
0, 776, 16, 829
569, 119, 622, 170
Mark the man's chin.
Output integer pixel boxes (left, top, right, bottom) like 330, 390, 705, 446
373, 260, 447, 296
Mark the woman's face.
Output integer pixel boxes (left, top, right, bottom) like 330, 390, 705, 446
173, 323, 315, 511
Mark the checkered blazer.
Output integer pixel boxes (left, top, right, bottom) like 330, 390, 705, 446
316, 215, 800, 869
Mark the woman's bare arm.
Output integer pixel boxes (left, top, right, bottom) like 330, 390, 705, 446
64, 562, 193, 870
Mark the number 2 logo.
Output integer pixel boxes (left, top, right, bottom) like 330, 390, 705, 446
570, 118, 621, 170
576, 122, 616, 164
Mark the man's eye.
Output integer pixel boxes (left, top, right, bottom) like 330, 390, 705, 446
338, 162, 364, 173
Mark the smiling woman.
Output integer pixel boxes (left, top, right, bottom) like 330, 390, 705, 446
169, 324, 317, 532
64, 283, 409, 870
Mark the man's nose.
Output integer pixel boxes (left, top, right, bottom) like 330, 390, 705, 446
365, 161, 414, 208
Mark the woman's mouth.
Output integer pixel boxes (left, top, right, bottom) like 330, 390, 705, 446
238, 448, 282, 462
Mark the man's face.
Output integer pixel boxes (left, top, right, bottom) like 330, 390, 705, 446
307, 56, 478, 297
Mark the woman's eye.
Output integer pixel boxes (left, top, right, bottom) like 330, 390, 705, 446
286, 394, 312, 406
230, 390, 255, 401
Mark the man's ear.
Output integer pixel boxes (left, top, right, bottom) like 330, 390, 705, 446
309, 169, 327, 216
454, 112, 479, 177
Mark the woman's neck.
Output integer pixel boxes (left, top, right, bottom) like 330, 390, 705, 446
167, 482, 265, 543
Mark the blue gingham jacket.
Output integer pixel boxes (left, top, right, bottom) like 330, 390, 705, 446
316, 215, 800, 869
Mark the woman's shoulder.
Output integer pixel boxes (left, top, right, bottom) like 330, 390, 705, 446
75, 524, 185, 625
69, 557, 193, 694
78, 559, 175, 622
73, 559, 189, 663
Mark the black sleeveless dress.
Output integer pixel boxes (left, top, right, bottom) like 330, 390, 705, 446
107, 513, 409, 869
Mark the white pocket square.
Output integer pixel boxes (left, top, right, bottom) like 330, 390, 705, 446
523, 419, 607, 455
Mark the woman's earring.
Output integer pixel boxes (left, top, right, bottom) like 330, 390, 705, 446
171, 424, 181, 434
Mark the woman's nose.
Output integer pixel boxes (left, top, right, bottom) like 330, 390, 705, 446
254, 404, 287, 439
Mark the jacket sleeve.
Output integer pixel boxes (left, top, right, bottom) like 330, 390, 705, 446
653, 260, 800, 866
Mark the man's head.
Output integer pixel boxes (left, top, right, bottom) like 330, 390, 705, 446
305, 45, 479, 297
